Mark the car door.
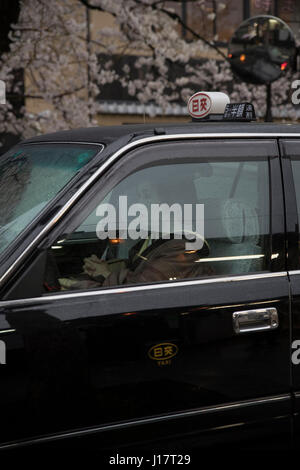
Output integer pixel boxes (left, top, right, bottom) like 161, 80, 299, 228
279, 139, 300, 448
0, 137, 291, 451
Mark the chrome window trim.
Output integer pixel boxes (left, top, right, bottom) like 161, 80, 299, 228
0, 132, 292, 289
0, 393, 290, 449
20, 141, 105, 147
0, 271, 287, 309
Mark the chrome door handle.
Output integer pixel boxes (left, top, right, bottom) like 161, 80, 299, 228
232, 308, 279, 334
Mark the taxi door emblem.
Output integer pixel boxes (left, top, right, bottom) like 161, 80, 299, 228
148, 342, 178, 366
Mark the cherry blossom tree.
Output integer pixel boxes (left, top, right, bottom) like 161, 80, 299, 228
0, 0, 298, 143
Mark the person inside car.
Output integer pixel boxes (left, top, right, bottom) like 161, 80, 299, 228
57, 235, 213, 290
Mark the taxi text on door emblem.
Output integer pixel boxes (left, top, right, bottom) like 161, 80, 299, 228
148, 342, 178, 366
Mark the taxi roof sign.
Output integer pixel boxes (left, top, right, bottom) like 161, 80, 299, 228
223, 102, 256, 121
187, 92, 230, 119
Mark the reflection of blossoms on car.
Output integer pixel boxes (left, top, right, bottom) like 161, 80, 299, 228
0, 144, 100, 256
0, 153, 31, 228
0, 202, 47, 253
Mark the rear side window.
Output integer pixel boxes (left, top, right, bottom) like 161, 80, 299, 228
41, 140, 276, 294
283, 141, 300, 244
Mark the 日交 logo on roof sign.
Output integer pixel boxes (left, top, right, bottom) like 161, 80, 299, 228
188, 92, 212, 118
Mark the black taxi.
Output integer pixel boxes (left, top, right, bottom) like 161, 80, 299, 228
1, 92, 300, 452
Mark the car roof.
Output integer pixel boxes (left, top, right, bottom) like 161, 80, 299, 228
21, 121, 300, 147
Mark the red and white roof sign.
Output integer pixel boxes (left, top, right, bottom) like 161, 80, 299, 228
187, 91, 230, 119
188, 92, 211, 118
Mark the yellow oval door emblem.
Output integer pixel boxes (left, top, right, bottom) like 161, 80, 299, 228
148, 342, 178, 361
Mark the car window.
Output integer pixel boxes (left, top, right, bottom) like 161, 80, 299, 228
0, 143, 100, 256
43, 141, 272, 293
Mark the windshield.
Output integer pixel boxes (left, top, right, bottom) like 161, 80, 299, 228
0, 143, 101, 256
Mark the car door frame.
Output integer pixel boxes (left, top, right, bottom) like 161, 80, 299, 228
279, 138, 300, 448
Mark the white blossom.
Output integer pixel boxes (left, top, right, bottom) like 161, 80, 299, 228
0, 0, 298, 141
